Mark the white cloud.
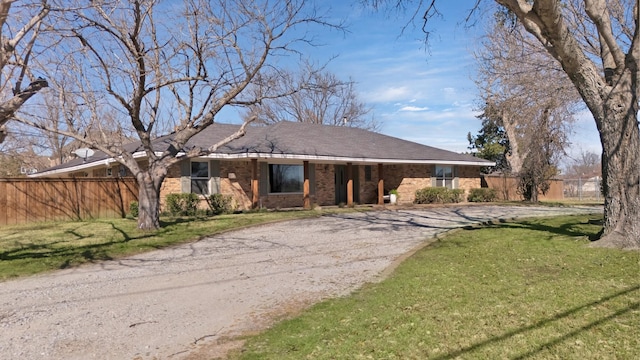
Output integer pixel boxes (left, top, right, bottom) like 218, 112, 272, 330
399, 105, 429, 112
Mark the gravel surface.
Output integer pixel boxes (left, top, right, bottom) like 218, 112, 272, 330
0, 205, 601, 359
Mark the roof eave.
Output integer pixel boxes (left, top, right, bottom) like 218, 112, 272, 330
31, 151, 494, 178
202, 152, 495, 166
28, 151, 153, 178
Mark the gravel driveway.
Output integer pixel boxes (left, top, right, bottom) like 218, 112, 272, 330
0, 205, 601, 359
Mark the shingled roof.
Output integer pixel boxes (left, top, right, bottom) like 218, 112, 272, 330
32, 122, 492, 176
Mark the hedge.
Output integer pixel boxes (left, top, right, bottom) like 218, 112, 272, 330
165, 193, 199, 216
467, 188, 497, 202
414, 187, 464, 204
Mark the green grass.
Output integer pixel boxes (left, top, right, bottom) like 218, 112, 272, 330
233, 214, 640, 360
0, 208, 359, 280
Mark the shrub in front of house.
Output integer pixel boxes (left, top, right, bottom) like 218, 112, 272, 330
467, 188, 497, 203
207, 193, 233, 215
414, 187, 464, 204
165, 193, 199, 216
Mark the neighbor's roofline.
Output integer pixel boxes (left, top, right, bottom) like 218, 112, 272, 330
31, 151, 495, 177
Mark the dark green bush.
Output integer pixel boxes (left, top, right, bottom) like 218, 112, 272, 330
129, 201, 139, 218
414, 187, 464, 204
207, 193, 233, 215
165, 193, 199, 216
467, 188, 497, 202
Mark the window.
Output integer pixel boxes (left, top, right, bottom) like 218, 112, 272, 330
364, 165, 372, 182
106, 168, 112, 177
191, 161, 210, 195
269, 164, 303, 193
435, 165, 454, 188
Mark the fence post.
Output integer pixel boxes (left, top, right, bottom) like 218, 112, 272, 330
578, 177, 582, 201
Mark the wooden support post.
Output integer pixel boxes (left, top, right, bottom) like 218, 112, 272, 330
303, 161, 310, 209
251, 159, 259, 209
347, 162, 353, 206
378, 163, 384, 205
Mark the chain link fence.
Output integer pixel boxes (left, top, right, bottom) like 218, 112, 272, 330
563, 177, 602, 201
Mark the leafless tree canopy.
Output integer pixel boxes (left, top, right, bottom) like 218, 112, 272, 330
474, 19, 580, 201
369, 0, 640, 248
15, 0, 338, 229
565, 149, 601, 179
242, 64, 378, 130
0, 0, 49, 143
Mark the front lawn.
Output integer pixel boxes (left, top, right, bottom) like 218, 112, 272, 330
0, 209, 356, 280
234, 214, 639, 359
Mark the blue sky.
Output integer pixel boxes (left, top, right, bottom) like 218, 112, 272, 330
313, 1, 484, 153
225, 1, 602, 160
311, 1, 603, 158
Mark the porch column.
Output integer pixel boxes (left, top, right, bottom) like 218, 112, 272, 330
377, 163, 384, 205
251, 159, 259, 209
303, 161, 311, 209
347, 162, 354, 206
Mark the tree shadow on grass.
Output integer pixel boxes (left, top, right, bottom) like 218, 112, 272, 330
463, 215, 602, 241
434, 284, 640, 360
0, 222, 158, 269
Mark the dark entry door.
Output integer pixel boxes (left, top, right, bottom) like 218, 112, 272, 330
334, 165, 359, 205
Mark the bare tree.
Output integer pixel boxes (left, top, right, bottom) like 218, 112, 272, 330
369, 0, 640, 248
243, 64, 378, 130
491, 0, 639, 247
0, 129, 50, 176
0, 0, 49, 144
17, 0, 337, 230
517, 106, 568, 202
474, 20, 576, 201
565, 149, 601, 179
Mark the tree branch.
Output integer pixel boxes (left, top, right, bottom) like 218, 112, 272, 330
584, 0, 626, 71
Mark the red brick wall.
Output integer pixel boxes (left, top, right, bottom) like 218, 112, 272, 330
314, 164, 335, 206
217, 161, 251, 210
159, 161, 485, 208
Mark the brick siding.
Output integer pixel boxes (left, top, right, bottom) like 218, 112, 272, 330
82, 160, 484, 209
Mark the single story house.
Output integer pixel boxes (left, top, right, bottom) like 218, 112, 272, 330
31, 121, 494, 210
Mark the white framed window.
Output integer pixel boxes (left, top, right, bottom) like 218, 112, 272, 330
191, 161, 210, 195
269, 164, 303, 193
435, 165, 454, 189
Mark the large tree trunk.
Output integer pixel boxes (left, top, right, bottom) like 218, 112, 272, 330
136, 170, 165, 231
530, 184, 539, 203
594, 74, 640, 248
500, 112, 525, 174
492, 0, 640, 249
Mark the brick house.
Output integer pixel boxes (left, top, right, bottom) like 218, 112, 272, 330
32, 122, 494, 210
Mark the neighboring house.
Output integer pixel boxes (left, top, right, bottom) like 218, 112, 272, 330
31, 122, 494, 209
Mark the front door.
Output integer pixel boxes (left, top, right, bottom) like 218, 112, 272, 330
334, 165, 359, 205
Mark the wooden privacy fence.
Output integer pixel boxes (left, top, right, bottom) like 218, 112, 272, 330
0, 178, 138, 226
482, 175, 564, 201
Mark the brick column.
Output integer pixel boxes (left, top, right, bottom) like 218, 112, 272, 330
251, 159, 259, 209
347, 162, 353, 206
303, 161, 310, 209
378, 163, 384, 205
